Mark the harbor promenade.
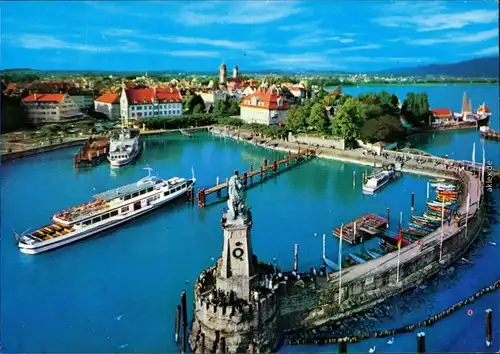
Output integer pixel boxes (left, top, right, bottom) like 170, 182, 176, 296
210, 126, 500, 182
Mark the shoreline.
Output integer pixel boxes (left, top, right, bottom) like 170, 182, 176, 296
0, 125, 212, 162
331, 82, 498, 88
210, 126, 461, 180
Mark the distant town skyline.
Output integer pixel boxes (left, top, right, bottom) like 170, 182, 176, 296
1, 1, 498, 72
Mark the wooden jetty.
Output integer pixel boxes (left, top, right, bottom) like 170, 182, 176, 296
480, 128, 500, 141
332, 213, 387, 244
197, 148, 315, 208
74, 136, 109, 168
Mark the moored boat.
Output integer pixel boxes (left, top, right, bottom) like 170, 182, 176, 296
362, 169, 395, 194
15, 168, 196, 254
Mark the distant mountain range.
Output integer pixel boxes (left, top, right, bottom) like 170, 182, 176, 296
1, 56, 498, 78
378, 56, 499, 78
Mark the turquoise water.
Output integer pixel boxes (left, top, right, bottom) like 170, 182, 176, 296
1, 84, 499, 353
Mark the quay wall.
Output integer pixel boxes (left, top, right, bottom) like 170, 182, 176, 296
1, 139, 86, 162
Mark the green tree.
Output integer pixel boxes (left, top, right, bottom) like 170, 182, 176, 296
315, 88, 328, 100
192, 103, 205, 114
331, 97, 364, 146
333, 85, 342, 94
323, 95, 336, 107
285, 105, 307, 133
307, 103, 329, 133
227, 98, 241, 116
186, 94, 205, 114
378, 90, 399, 117
401, 92, 431, 126
212, 99, 229, 118
1, 94, 29, 133
359, 115, 406, 143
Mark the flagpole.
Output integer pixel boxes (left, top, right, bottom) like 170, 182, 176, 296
439, 199, 445, 262
472, 142, 476, 165
338, 224, 343, 305
465, 193, 470, 231
396, 212, 402, 283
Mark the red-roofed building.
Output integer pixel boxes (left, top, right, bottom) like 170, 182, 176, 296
430, 108, 454, 124
240, 88, 291, 125
120, 87, 183, 120
22, 93, 82, 123
94, 93, 121, 120
477, 102, 491, 117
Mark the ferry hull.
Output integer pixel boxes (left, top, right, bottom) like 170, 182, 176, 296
18, 183, 192, 255
362, 176, 392, 195
108, 145, 141, 167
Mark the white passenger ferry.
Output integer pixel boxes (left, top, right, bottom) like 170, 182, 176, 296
16, 168, 195, 255
362, 169, 395, 195
108, 128, 141, 167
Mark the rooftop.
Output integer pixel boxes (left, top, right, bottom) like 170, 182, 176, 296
22, 93, 66, 104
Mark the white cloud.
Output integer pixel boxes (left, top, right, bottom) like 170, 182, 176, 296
329, 44, 381, 53
177, 1, 303, 26
103, 29, 255, 51
338, 56, 431, 64
475, 45, 499, 56
393, 29, 499, 45
289, 30, 356, 47
374, 9, 498, 32
15, 34, 113, 53
165, 50, 220, 58
261, 53, 343, 70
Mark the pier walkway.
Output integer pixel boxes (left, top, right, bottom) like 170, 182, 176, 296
326, 169, 481, 285
210, 127, 500, 182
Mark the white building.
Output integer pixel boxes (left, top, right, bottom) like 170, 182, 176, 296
239, 88, 291, 125
94, 93, 120, 120
120, 87, 183, 120
196, 89, 227, 104
22, 93, 83, 124
70, 94, 94, 110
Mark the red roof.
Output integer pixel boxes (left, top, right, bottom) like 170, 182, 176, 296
22, 93, 66, 104
478, 104, 490, 113
95, 93, 120, 104
240, 88, 291, 110
430, 108, 453, 118
125, 88, 182, 105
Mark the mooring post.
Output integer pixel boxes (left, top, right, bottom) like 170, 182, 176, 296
386, 207, 390, 229
417, 332, 426, 354
174, 305, 181, 343
426, 181, 430, 200
338, 341, 347, 354
293, 244, 299, 273
180, 291, 187, 353
250, 164, 254, 183
242, 172, 248, 186
225, 178, 229, 196
352, 170, 356, 188
486, 309, 493, 347
200, 333, 206, 353
411, 192, 415, 217
361, 172, 364, 185
216, 176, 221, 197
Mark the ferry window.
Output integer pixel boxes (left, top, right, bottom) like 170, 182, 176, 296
148, 197, 154, 203
140, 189, 146, 195
181, 184, 186, 189
102, 214, 110, 220
147, 187, 153, 193
121, 206, 128, 213
132, 192, 139, 198
83, 220, 91, 226
92, 216, 101, 223
164, 191, 170, 196
124, 195, 131, 200
110, 210, 118, 217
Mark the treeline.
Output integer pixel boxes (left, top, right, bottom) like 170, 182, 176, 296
1, 93, 30, 133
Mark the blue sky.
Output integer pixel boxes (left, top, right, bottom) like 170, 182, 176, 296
1, 1, 498, 72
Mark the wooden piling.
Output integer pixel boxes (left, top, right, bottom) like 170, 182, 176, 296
338, 341, 347, 354
181, 291, 187, 353
486, 309, 493, 347
386, 207, 390, 229
417, 332, 426, 353
174, 305, 181, 343
293, 244, 299, 273
220, 337, 226, 353
411, 192, 415, 216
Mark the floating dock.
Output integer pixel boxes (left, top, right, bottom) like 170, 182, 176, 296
74, 136, 109, 168
332, 213, 387, 244
197, 148, 315, 208
480, 128, 500, 141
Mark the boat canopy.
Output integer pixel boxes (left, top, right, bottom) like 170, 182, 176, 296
93, 177, 162, 201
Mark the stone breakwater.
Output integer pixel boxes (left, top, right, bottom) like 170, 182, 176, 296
192, 126, 487, 353
285, 278, 500, 346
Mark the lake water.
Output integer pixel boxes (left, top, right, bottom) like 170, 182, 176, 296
1, 84, 498, 353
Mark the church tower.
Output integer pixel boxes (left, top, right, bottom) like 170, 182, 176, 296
232, 65, 239, 79
219, 63, 227, 85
